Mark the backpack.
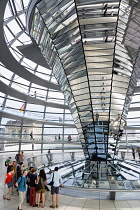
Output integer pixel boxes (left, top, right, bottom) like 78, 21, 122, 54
18, 176, 26, 187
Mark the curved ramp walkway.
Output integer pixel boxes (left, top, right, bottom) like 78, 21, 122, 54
0, 0, 60, 91
0, 80, 69, 110
0, 110, 75, 127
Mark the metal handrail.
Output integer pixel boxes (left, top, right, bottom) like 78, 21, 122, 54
61, 185, 140, 192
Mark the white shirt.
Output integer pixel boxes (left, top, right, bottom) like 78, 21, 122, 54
50, 171, 62, 187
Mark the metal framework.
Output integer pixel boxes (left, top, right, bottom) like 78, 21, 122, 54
26, 0, 139, 160
0, 0, 140, 158
0, 0, 77, 152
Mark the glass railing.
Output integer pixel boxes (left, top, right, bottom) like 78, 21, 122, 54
25, 151, 140, 191
26, 151, 84, 169
0, 106, 74, 123
63, 179, 140, 191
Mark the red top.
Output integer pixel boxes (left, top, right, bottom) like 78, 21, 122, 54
5, 173, 12, 184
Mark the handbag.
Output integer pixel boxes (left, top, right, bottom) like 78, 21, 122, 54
49, 173, 54, 186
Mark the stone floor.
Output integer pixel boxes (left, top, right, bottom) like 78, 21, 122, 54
0, 151, 140, 210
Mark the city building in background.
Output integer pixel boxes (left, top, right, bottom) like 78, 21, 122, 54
5, 120, 42, 140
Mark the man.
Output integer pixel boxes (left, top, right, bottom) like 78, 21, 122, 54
132, 147, 135, 159
104, 3, 108, 16
17, 162, 25, 180
5, 157, 11, 167
28, 168, 37, 207
68, 135, 72, 142
138, 147, 140, 159
15, 151, 20, 164
26, 167, 33, 203
49, 167, 63, 208
121, 151, 125, 159
30, 132, 34, 150
95, 113, 99, 121
16, 169, 28, 210
30, 132, 33, 140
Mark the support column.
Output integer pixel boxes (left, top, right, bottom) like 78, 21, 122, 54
108, 179, 118, 200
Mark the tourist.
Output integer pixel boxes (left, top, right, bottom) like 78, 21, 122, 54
58, 134, 60, 141
68, 135, 72, 142
26, 167, 33, 203
132, 147, 135, 159
138, 147, 140, 159
5, 157, 11, 167
36, 169, 47, 208
15, 169, 28, 210
28, 168, 37, 207
3, 167, 14, 200
49, 167, 63, 208
30, 132, 33, 140
20, 151, 25, 162
16, 162, 25, 180
15, 151, 20, 164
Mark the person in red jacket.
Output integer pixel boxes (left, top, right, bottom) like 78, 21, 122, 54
3, 167, 14, 200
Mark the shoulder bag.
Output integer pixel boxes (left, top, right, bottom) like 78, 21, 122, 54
49, 173, 54, 186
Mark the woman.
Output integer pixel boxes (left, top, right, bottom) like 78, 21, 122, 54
12, 161, 17, 193
36, 169, 47, 208
20, 151, 25, 162
3, 167, 14, 200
